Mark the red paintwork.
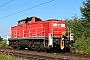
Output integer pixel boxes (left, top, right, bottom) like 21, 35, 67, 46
11, 16, 66, 38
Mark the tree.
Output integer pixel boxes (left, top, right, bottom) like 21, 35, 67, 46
0, 36, 3, 41
80, 0, 90, 37
80, 0, 90, 22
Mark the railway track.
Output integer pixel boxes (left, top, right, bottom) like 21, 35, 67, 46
0, 48, 68, 60
0, 48, 90, 60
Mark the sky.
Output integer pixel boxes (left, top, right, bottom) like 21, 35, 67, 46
0, 0, 85, 38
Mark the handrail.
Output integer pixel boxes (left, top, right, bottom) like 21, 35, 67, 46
23, 27, 45, 37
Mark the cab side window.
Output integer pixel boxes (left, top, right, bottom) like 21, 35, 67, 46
19, 21, 24, 25
25, 20, 31, 24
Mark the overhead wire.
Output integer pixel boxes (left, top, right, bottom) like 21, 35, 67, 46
0, 0, 13, 8
1, 0, 35, 12
0, 0, 55, 19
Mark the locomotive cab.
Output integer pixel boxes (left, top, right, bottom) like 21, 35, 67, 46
18, 17, 42, 25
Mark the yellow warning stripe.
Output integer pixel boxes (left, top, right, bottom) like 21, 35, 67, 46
60, 36, 64, 49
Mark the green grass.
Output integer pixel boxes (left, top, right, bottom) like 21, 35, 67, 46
0, 52, 13, 60
0, 40, 9, 48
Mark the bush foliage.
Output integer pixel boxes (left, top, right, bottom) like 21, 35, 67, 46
66, 17, 90, 54
66, 0, 90, 54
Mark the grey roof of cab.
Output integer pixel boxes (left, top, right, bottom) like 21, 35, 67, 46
18, 17, 31, 22
18, 16, 41, 22
46, 19, 60, 21
17, 16, 60, 22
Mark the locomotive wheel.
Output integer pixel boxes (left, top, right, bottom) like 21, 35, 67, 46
36, 48, 41, 52
46, 48, 52, 53
16, 47, 21, 50
40, 44, 44, 50
61, 49, 65, 53
11, 46, 16, 49
36, 44, 41, 52
64, 47, 70, 52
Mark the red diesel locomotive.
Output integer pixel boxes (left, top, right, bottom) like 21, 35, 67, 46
8, 16, 74, 52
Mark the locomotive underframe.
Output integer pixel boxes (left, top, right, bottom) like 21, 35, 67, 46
8, 36, 70, 52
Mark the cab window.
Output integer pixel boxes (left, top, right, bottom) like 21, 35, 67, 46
25, 20, 31, 24
19, 21, 24, 25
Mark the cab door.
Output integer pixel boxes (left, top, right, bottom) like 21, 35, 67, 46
17, 20, 24, 38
